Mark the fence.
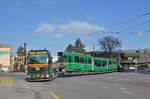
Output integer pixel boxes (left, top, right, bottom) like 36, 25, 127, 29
123, 68, 150, 74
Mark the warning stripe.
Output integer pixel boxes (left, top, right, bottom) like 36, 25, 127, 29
50, 92, 60, 99
27, 64, 48, 66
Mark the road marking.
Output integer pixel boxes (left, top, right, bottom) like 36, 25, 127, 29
120, 87, 126, 90
114, 83, 118, 86
50, 92, 60, 99
101, 86, 108, 89
121, 90, 132, 94
0, 77, 13, 87
119, 86, 132, 94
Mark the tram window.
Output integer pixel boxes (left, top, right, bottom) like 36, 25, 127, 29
63, 55, 67, 62
100, 61, 103, 67
96, 61, 100, 67
84, 58, 87, 64
80, 57, 83, 63
78, 57, 80, 63
112, 61, 114, 64
58, 52, 63, 56
113, 61, 116, 64
104, 61, 107, 67
88, 58, 91, 64
75, 56, 79, 63
79, 57, 81, 63
69, 56, 72, 63
98, 61, 101, 67
109, 61, 112, 65
94, 60, 97, 66
103, 61, 107, 67
75, 56, 77, 63
58, 56, 63, 62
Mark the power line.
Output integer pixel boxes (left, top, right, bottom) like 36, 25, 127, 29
119, 20, 150, 33
108, 11, 150, 30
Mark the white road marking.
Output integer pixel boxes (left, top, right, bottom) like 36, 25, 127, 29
120, 87, 126, 90
121, 90, 132, 94
23, 83, 31, 89
101, 86, 109, 89
119, 86, 132, 95
114, 83, 118, 86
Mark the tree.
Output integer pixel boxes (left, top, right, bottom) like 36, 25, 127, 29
16, 46, 24, 54
15, 46, 25, 72
98, 36, 121, 56
0, 63, 2, 68
65, 38, 86, 53
65, 44, 75, 52
74, 38, 86, 53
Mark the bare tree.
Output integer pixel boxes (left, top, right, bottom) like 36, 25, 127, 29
98, 36, 121, 57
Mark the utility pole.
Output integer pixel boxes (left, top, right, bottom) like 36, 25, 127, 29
24, 43, 27, 57
93, 44, 95, 51
24, 42, 27, 72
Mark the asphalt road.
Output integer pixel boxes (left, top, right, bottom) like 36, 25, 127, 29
0, 72, 150, 99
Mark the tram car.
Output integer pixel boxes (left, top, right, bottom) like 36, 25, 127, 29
58, 51, 117, 73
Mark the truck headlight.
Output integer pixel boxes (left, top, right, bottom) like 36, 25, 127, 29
37, 74, 40, 77
46, 74, 49, 78
27, 75, 31, 78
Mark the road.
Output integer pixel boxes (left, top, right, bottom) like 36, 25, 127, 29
0, 72, 150, 99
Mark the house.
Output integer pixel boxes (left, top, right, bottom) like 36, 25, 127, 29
0, 44, 12, 71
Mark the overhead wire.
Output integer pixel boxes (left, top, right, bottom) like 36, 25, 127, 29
118, 20, 150, 33
108, 11, 150, 30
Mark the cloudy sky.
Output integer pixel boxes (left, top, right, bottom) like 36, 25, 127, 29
0, 0, 150, 56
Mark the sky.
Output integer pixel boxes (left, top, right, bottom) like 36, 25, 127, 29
0, 0, 150, 56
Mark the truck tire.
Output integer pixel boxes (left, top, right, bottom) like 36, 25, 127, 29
50, 72, 54, 81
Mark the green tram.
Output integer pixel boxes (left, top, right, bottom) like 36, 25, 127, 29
58, 51, 117, 73
27, 50, 55, 81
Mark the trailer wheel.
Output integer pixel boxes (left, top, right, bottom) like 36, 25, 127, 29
27, 78, 31, 82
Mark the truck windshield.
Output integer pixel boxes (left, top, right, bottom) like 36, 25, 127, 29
27, 55, 48, 64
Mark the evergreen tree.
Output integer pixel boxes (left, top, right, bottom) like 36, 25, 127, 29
65, 44, 75, 52
74, 38, 86, 53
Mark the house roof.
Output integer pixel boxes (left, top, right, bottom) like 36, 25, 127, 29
123, 52, 140, 57
0, 44, 11, 48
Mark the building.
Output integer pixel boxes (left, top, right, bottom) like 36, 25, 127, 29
11, 54, 26, 72
52, 56, 58, 63
86, 51, 140, 69
0, 44, 12, 71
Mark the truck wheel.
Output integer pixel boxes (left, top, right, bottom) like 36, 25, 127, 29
50, 72, 54, 81
27, 78, 31, 82
54, 71, 58, 79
